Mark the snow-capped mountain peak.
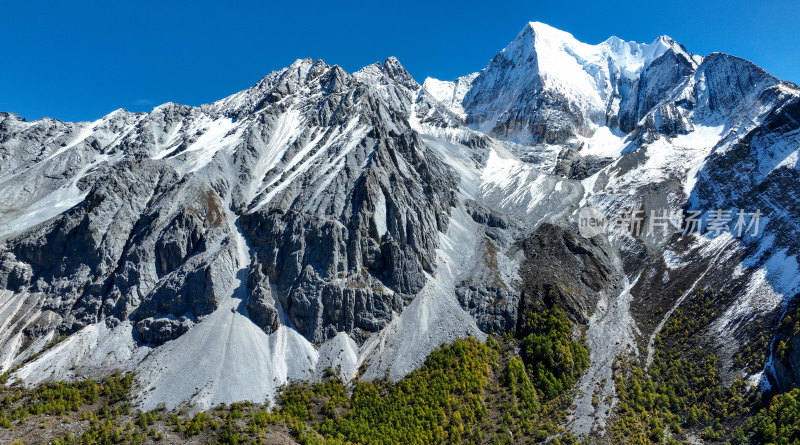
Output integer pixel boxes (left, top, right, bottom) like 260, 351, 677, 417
517, 21, 687, 81
425, 22, 699, 144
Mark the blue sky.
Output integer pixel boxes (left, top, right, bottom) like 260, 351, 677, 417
2, 0, 799, 122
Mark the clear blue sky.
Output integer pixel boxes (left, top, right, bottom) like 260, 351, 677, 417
2, 0, 799, 122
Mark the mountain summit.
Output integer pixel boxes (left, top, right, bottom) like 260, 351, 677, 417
426, 21, 698, 144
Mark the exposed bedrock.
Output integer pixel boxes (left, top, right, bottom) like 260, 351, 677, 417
241, 126, 458, 343
517, 223, 616, 326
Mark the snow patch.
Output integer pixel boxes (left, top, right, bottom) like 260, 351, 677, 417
576, 125, 628, 158
373, 190, 388, 237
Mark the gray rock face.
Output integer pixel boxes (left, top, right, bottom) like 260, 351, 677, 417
449, 199, 521, 333
552, 148, 614, 180
135, 316, 194, 345
243, 265, 280, 334
239, 124, 457, 342
613, 45, 697, 133
0, 152, 240, 346
517, 223, 615, 325
0, 56, 457, 348
4, 160, 175, 332
209, 58, 461, 344
464, 199, 509, 229
0, 252, 32, 292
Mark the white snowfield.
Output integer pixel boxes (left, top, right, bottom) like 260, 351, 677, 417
1, 21, 800, 439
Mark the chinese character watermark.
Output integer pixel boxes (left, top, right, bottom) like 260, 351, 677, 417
577, 206, 762, 239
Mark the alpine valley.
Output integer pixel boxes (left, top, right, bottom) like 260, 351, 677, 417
2, 22, 800, 444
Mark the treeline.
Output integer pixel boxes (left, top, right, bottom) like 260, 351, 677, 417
259, 304, 590, 444
0, 305, 591, 444
233, 304, 590, 444
7, 293, 799, 444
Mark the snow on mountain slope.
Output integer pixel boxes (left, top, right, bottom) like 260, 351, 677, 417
0, 110, 141, 238
2, 21, 800, 440
426, 21, 697, 146
418, 22, 800, 436
421, 73, 478, 119
0, 55, 479, 410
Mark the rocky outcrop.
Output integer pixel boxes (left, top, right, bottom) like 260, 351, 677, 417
518, 223, 616, 326
240, 124, 458, 342
135, 316, 194, 345
552, 148, 614, 179
2, 159, 177, 333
